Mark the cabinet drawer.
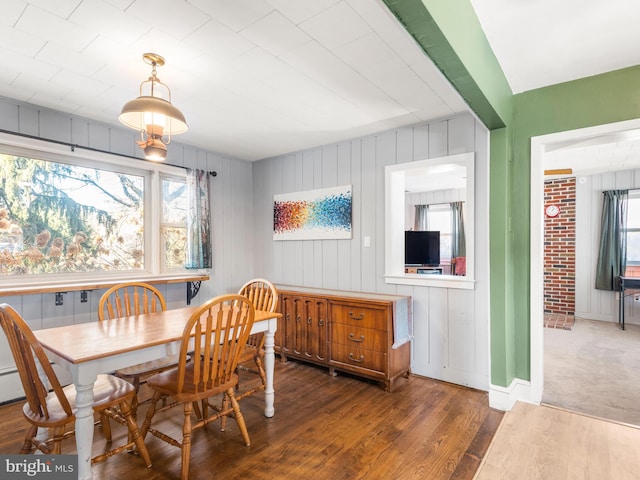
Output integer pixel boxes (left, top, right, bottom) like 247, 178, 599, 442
330, 303, 388, 330
331, 323, 386, 351
331, 344, 386, 373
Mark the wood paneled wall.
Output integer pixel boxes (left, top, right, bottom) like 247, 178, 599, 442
0, 97, 490, 397
252, 113, 490, 390
575, 169, 640, 325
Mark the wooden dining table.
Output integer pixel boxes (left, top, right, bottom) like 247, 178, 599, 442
33, 306, 281, 480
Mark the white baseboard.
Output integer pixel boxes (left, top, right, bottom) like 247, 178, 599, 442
0, 371, 27, 404
489, 378, 537, 411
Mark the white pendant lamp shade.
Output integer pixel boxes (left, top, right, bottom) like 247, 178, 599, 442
119, 96, 188, 135
119, 53, 188, 161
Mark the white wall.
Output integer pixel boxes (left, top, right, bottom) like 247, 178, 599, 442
575, 169, 640, 325
0, 97, 256, 402
252, 113, 490, 391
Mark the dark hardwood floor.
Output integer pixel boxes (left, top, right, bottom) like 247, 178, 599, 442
0, 359, 503, 479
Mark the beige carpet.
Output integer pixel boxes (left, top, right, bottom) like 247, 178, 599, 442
543, 317, 640, 426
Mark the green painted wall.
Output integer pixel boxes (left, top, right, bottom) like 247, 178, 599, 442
513, 66, 640, 137
489, 127, 515, 385
510, 65, 640, 380
418, 0, 513, 127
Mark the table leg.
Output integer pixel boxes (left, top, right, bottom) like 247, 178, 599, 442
74, 381, 96, 480
263, 326, 275, 418
620, 287, 626, 330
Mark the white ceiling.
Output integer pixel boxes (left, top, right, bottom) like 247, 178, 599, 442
470, 0, 640, 95
1, 0, 639, 167
470, 0, 640, 176
0, 0, 468, 161
543, 128, 640, 177
405, 162, 466, 193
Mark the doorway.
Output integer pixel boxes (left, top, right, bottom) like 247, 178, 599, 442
530, 118, 640, 425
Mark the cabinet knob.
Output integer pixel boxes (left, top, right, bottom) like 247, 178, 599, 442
348, 311, 364, 320
296, 315, 301, 322
307, 316, 312, 324
349, 333, 365, 343
348, 353, 365, 363
319, 318, 324, 326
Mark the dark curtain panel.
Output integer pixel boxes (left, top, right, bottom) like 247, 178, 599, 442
595, 189, 628, 291
451, 201, 466, 258
414, 204, 428, 231
185, 169, 212, 269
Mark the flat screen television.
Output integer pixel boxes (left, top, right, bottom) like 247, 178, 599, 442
405, 230, 440, 266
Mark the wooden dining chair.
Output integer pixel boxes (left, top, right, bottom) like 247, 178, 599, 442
98, 282, 181, 401
234, 278, 278, 401
0, 303, 152, 467
140, 294, 255, 480
98, 281, 167, 320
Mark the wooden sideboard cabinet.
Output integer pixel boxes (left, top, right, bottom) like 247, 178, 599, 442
277, 291, 328, 365
275, 286, 411, 392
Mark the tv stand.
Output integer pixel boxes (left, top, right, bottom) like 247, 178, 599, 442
405, 266, 443, 275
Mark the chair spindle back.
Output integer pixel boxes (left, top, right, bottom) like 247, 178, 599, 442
98, 282, 166, 320
177, 294, 255, 394
238, 278, 278, 313
0, 303, 73, 420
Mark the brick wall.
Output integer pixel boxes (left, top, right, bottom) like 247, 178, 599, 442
544, 178, 576, 315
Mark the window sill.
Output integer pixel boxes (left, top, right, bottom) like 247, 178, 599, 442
385, 274, 475, 289
0, 272, 210, 297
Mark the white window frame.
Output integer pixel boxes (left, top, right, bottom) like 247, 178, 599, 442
626, 192, 640, 266
425, 203, 454, 262
0, 131, 194, 290
384, 152, 475, 289
160, 173, 189, 271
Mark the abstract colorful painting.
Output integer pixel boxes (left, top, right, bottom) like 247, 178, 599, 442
273, 185, 352, 240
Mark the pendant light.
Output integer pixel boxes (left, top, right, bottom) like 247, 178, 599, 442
119, 53, 188, 161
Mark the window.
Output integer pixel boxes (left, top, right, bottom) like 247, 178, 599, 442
626, 194, 640, 265
0, 134, 190, 283
384, 152, 475, 289
426, 204, 453, 262
161, 176, 188, 270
